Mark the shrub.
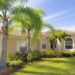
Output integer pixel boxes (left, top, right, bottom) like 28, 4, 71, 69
32, 51, 41, 60
16, 52, 27, 61
7, 52, 27, 61
7, 54, 16, 61
61, 52, 73, 57
72, 52, 75, 56
27, 51, 41, 62
7, 61, 22, 68
40, 50, 57, 58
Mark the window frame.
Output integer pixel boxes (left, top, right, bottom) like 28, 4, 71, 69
65, 37, 73, 49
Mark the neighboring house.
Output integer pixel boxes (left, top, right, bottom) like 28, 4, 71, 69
0, 29, 75, 55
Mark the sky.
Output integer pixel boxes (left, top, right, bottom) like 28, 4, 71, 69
26, 0, 75, 31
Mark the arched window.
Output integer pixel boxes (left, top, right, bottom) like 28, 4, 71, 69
65, 38, 73, 49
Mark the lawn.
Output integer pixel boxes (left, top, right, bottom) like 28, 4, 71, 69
9, 57, 75, 75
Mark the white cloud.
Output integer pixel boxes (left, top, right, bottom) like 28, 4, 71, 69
51, 15, 74, 23
43, 10, 69, 21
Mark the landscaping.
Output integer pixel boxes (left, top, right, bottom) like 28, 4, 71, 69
0, 0, 75, 75
9, 57, 75, 75
0, 50, 74, 75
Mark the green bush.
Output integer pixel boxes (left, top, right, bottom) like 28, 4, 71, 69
27, 51, 41, 62
16, 52, 27, 61
7, 52, 27, 61
32, 51, 41, 60
7, 61, 22, 68
61, 52, 73, 57
27, 52, 33, 62
40, 50, 57, 58
7, 54, 16, 61
72, 52, 75, 56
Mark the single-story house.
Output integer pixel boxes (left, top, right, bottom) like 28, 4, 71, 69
0, 29, 75, 55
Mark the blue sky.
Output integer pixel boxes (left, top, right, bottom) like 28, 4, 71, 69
26, 0, 75, 31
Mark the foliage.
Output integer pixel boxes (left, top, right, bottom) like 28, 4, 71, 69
7, 54, 17, 61
40, 50, 58, 58
11, 6, 53, 52
61, 52, 75, 57
27, 51, 41, 62
7, 52, 27, 61
7, 61, 22, 68
16, 52, 27, 61
57, 31, 67, 41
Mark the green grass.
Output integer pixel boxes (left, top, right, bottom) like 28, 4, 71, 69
9, 57, 75, 75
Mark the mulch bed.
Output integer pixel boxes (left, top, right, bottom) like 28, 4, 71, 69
0, 62, 26, 75
0, 67, 16, 75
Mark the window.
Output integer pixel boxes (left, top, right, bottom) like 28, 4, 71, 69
65, 38, 73, 49
17, 41, 27, 52
20, 47, 27, 53
42, 44, 46, 49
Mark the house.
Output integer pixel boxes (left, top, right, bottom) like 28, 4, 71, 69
0, 29, 75, 55
41, 30, 75, 52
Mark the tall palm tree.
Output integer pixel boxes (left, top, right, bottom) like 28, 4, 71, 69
12, 7, 52, 52
0, 0, 28, 70
12, 7, 43, 52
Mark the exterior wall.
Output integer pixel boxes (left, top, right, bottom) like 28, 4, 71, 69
7, 35, 18, 54
7, 35, 24, 55
40, 37, 49, 50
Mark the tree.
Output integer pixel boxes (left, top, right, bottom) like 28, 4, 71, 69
12, 7, 52, 52
0, 0, 28, 70
48, 29, 67, 51
57, 31, 67, 51
48, 29, 57, 50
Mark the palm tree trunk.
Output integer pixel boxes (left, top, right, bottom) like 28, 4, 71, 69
27, 30, 31, 52
0, 15, 8, 70
0, 33, 7, 70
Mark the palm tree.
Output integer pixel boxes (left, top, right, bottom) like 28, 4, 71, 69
12, 7, 52, 52
48, 29, 57, 50
48, 29, 67, 51
57, 31, 67, 51
12, 7, 43, 52
0, 0, 28, 70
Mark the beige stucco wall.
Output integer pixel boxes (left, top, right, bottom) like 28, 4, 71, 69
7, 35, 23, 55
1, 30, 75, 55
7, 38, 17, 54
